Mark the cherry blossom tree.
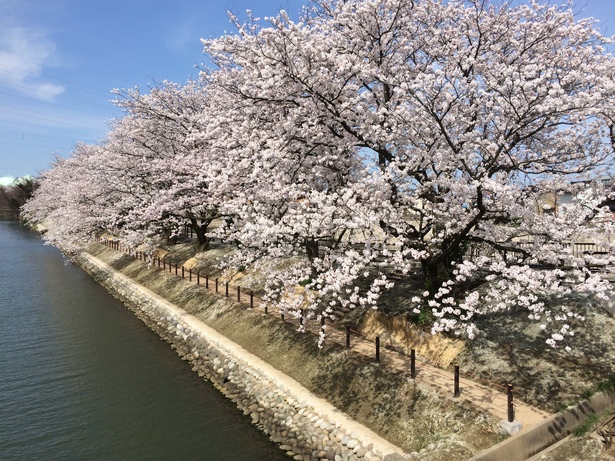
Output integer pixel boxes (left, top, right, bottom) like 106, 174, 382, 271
109, 80, 221, 251
22, 144, 118, 253
202, 0, 615, 346
25, 0, 615, 349
25, 80, 222, 253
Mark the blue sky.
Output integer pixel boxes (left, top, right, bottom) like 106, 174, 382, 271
0, 0, 614, 180
0, 0, 307, 180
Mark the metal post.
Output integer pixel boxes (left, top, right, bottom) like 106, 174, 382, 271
206, 275, 209, 289
225, 282, 229, 297
182, 266, 185, 278
215, 278, 218, 293
189, 269, 192, 282
411, 349, 416, 379
507, 384, 514, 422
175, 263, 178, 275
454, 365, 460, 398
197, 271, 200, 285
346, 325, 351, 349
237, 286, 240, 302
375, 336, 380, 362
250, 291, 254, 309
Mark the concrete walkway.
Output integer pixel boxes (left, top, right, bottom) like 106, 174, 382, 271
103, 242, 552, 433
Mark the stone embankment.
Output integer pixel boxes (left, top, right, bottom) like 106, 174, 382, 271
77, 252, 406, 461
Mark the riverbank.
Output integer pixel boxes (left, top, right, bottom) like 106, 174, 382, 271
77, 242, 502, 460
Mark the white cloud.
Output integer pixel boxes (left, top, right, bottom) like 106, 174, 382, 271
0, 26, 65, 101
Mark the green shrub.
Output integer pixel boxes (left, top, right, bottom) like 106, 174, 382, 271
573, 413, 600, 437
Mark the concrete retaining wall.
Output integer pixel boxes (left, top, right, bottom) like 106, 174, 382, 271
469, 391, 615, 461
77, 253, 406, 461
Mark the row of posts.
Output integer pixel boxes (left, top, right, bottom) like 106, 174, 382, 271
101, 238, 515, 423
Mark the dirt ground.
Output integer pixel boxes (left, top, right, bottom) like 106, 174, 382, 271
456, 294, 615, 413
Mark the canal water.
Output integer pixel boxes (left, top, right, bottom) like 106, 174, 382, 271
0, 219, 287, 460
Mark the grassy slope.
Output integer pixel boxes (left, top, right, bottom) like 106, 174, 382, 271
86, 243, 501, 460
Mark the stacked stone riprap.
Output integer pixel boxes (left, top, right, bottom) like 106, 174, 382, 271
77, 253, 405, 461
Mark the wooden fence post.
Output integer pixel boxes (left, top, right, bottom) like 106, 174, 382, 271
454, 365, 460, 398
346, 325, 351, 349
507, 384, 514, 422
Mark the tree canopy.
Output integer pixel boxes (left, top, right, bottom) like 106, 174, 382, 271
23, 0, 615, 349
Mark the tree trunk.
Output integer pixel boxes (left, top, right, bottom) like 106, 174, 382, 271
421, 259, 450, 295
190, 218, 211, 252
305, 238, 319, 262
304, 238, 320, 280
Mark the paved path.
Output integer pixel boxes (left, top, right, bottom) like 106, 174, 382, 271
281, 310, 551, 432
102, 241, 552, 432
